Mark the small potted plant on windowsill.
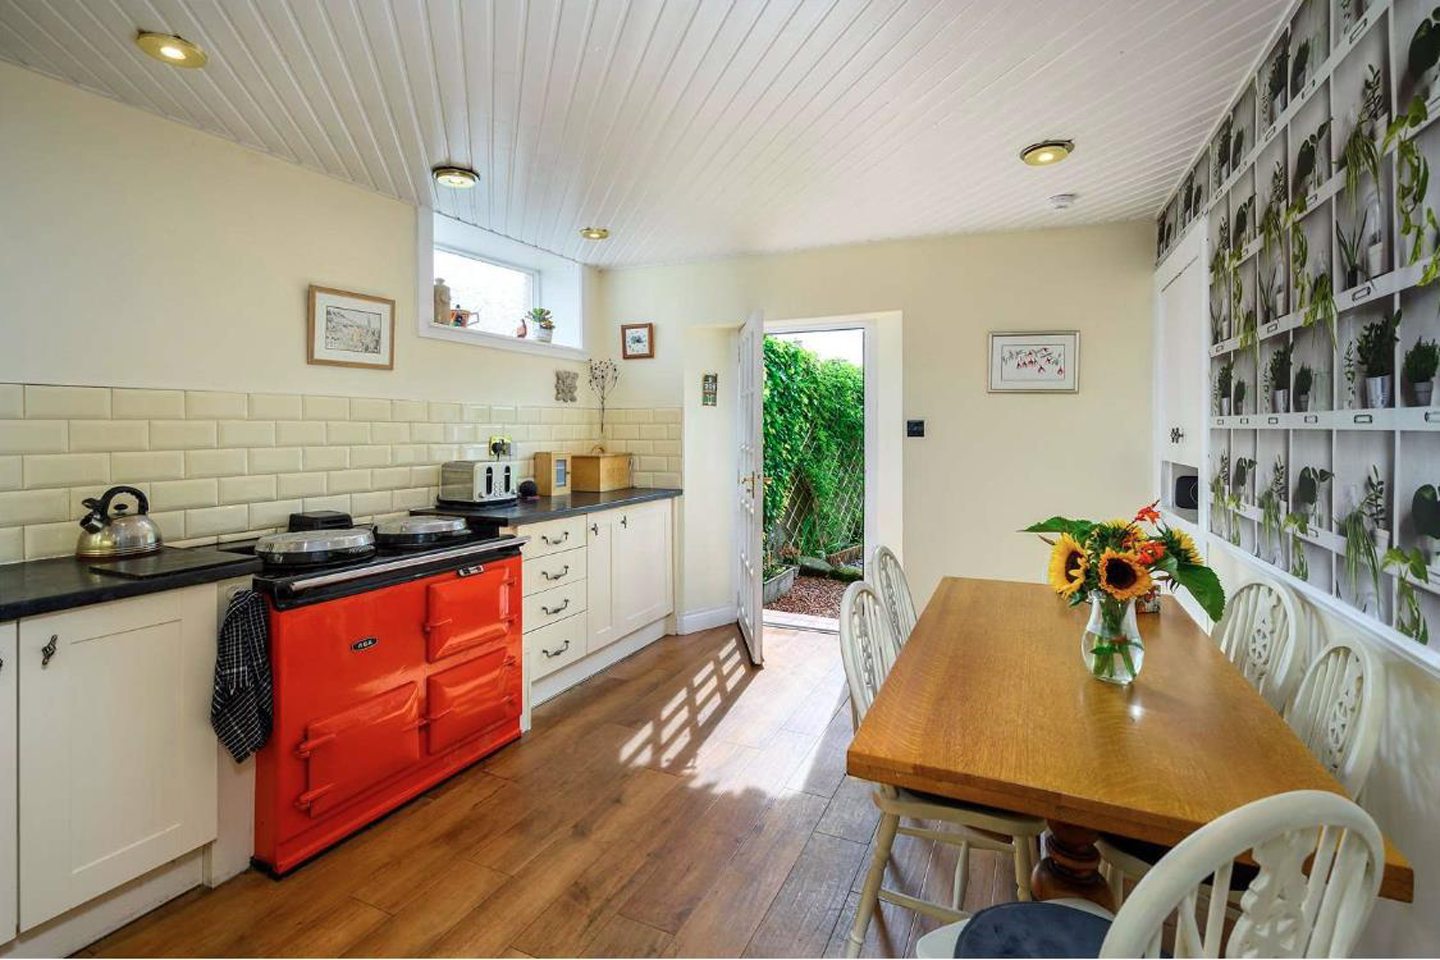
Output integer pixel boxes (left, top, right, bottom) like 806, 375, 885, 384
527, 307, 555, 343
1294, 363, 1315, 412
1357, 309, 1402, 407
1404, 337, 1439, 405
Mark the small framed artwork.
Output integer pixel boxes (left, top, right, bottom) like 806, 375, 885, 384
621, 322, 655, 359
987, 330, 1079, 393
308, 285, 395, 369
701, 372, 718, 406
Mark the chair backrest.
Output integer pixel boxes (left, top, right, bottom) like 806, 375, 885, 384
1214, 581, 1303, 709
1100, 790, 1384, 959
1285, 640, 1384, 798
838, 581, 901, 722
870, 545, 918, 645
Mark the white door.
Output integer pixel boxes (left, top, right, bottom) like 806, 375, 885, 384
0, 622, 16, 943
612, 502, 674, 635
736, 309, 765, 665
587, 512, 618, 653
17, 586, 218, 930
1159, 252, 1204, 467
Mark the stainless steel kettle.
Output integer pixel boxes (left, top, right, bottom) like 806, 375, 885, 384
75, 485, 163, 559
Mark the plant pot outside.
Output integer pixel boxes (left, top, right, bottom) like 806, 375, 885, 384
535, 325, 554, 343
1295, 391, 1311, 412
762, 566, 798, 605
1415, 380, 1435, 406
1365, 374, 1393, 408
1365, 242, 1384, 280
1272, 389, 1290, 413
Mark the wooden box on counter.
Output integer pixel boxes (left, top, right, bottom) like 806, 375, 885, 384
570, 453, 631, 492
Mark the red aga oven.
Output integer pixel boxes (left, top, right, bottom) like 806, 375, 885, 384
250, 528, 524, 876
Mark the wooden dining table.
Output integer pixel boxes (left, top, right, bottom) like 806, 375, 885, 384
846, 577, 1414, 907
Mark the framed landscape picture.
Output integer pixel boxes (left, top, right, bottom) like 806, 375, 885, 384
308, 285, 395, 369
987, 330, 1079, 393
621, 322, 655, 359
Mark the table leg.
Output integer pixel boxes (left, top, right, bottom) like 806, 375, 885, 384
1030, 820, 1116, 910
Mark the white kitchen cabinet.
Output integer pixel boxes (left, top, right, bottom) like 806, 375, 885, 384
0, 622, 15, 944
586, 513, 619, 653
16, 585, 218, 931
611, 501, 674, 637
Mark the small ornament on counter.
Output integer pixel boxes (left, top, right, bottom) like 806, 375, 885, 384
702, 372, 718, 406
450, 303, 472, 327
516, 314, 529, 339
518, 479, 540, 501
433, 277, 451, 326
1135, 585, 1162, 614
555, 369, 579, 403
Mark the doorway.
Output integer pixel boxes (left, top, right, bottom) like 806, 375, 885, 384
761, 322, 873, 631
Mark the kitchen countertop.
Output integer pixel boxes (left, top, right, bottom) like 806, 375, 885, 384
0, 546, 262, 621
413, 487, 681, 525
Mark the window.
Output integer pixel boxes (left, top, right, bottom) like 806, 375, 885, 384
433, 248, 537, 338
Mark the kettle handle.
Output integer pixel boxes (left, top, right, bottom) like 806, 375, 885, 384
95, 485, 150, 518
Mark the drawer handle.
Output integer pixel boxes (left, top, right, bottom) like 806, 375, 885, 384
1304, 414, 1319, 424
542, 598, 571, 616
1348, 14, 1368, 44
542, 564, 571, 581
41, 634, 57, 668
541, 531, 570, 546
542, 639, 571, 658
1353, 413, 1373, 424
1267, 416, 1279, 425
1425, 411, 1440, 422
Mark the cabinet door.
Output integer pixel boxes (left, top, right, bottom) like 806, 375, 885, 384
1159, 254, 1204, 467
587, 513, 619, 653
0, 623, 15, 944
612, 501, 674, 636
17, 586, 218, 930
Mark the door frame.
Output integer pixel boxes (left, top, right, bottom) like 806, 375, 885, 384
763, 315, 880, 573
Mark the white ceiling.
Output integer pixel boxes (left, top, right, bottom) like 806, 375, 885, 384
0, 0, 1287, 267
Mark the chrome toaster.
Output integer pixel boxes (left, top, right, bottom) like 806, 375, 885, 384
439, 459, 519, 504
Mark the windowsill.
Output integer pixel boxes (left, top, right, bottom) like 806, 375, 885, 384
419, 322, 588, 360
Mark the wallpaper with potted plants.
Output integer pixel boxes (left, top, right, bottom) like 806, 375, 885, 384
1159, 0, 1440, 653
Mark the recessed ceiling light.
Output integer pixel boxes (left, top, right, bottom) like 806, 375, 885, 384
432, 165, 480, 189
579, 227, 610, 240
135, 31, 207, 68
1020, 140, 1075, 167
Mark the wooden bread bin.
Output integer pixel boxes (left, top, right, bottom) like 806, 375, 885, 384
571, 453, 631, 492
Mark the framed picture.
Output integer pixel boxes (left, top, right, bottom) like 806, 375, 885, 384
988, 331, 1079, 393
308, 285, 395, 369
621, 322, 655, 359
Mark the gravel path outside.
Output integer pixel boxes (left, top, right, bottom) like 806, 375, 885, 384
765, 574, 845, 619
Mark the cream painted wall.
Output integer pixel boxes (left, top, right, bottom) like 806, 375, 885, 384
679, 327, 738, 621
0, 64, 588, 404
594, 221, 1156, 604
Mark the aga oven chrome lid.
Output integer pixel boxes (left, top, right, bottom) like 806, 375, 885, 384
374, 515, 469, 546
255, 528, 376, 565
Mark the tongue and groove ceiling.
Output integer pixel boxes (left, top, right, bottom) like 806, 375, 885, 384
0, 0, 1287, 266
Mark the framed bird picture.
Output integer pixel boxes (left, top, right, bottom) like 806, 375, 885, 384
987, 331, 1079, 393
621, 322, 655, 359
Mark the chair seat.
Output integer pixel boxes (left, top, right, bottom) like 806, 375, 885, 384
914, 900, 1116, 959
1101, 833, 1259, 889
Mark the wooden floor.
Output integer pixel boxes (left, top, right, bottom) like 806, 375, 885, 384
86, 625, 1016, 958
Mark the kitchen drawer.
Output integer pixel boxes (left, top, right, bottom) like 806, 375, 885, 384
525, 615, 587, 681
522, 579, 586, 632
522, 546, 587, 596
520, 516, 586, 559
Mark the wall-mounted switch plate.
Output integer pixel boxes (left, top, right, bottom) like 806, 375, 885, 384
906, 419, 925, 438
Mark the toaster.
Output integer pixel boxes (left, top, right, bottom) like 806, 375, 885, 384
439, 459, 519, 504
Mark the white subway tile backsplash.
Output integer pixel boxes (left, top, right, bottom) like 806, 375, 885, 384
463, 404, 490, 422
372, 466, 411, 489
428, 401, 462, 422
411, 423, 443, 443
0, 528, 21, 564
112, 389, 185, 419
391, 487, 431, 510
277, 472, 327, 498
639, 424, 669, 441
491, 405, 517, 423
0, 457, 19, 491
249, 394, 302, 420
0, 420, 67, 454
371, 421, 410, 444
303, 446, 348, 471
186, 505, 249, 537
149, 510, 186, 541
0, 386, 21, 420
150, 419, 217, 449
150, 478, 219, 510
186, 448, 248, 478
303, 494, 350, 514
248, 447, 302, 474
303, 395, 350, 420
186, 390, 247, 419
250, 499, 303, 530
327, 469, 372, 494
391, 444, 427, 465
276, 420, 326, 446
444, 423, 476, 444
427, 445, 458, 462
350, 397, 391, 421
1, 489, 69, 524
24, 521, 78, 559
218, 420, 275, 447
220, 475, 276, 504
69, 420, 150, 452
351, 490, 391, 517
326, 421, 370, 444
24, 453, 109, 489
111, 451, 185, 482
26, 385, 110, 419
349, 445, 390, 468
391, 400, 427, 421
412, 465, 441, 485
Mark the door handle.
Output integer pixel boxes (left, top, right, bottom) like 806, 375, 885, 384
40, 634, 57, 667
740, 474, 756, 495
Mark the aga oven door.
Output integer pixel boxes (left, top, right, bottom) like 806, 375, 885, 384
296, 683, 423, 818
424, 559, 518, 662
426, 645, 521, 754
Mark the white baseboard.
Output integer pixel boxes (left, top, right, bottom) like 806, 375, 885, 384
676, 604, 736, 635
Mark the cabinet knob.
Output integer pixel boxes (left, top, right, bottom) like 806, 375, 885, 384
41, 634, 57, 667
590, 523, 599, 536
621, 515, 628, 529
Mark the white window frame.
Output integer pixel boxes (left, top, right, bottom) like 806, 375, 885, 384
417, 208, 587, 360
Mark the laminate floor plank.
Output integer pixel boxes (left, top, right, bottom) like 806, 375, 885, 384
82, 628, 1022, 958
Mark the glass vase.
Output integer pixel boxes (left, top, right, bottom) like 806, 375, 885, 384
1080, 592, 1145, 685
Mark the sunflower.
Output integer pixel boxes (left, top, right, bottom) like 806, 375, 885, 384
1047, 533, 1089, 598
1162, 527, 1203, 565
1098, 549, 1153, 602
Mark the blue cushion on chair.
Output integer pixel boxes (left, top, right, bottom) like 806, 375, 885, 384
954, 902, 1111, 958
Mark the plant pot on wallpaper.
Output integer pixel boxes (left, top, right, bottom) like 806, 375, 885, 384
1217, 361, 1233, 416
1234, 379, 1247, 415
1358, 310, 1401, 407
1411, 12, 1440, 104
1337, 212, 1367, 289
1405, 338, 1439, 406
1268, 342, 1294, 414
1294, 363, 1314, 412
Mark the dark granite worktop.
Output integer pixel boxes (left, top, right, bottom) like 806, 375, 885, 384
0, 546, 262, 621
413, 487, 681, 525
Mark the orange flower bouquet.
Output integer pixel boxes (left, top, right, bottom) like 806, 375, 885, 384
1025, 502, 1225, 684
